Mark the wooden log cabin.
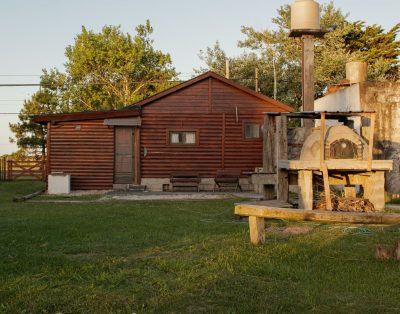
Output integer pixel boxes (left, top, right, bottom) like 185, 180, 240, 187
33, 71, 293, 191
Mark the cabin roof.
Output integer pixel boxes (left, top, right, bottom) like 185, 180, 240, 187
123, 71, 294, 112
33, 71, 293, 124
33, 107, 141, 124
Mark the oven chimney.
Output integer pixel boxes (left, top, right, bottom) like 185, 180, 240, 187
346, 61, 368, 84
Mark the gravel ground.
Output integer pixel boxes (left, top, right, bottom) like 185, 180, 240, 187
107, 191, 262, 201
35, 190, 263, 202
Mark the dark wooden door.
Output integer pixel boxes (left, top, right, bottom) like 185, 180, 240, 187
114, 127, 134, 184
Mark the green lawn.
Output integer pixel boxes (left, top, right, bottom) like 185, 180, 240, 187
1, 181, 400, 313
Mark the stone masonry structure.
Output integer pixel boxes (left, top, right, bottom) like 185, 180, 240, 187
315, 81, 400, 195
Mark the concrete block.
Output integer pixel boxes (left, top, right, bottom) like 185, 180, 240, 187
48, 173, 71, 194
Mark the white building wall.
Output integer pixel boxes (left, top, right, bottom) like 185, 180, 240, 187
314, 84, 361, 132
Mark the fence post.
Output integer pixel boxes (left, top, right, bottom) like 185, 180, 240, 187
3, 158, 6, 181
0, 158, 3, 181
7, 160, 13, 181
42, 158, 46, 181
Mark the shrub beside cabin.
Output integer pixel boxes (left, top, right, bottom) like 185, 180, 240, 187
33, 72, 293, 191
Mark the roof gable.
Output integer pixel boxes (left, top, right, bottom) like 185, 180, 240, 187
125, 71, 293, 112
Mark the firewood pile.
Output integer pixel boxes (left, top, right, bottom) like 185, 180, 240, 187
315, 193, 376, 212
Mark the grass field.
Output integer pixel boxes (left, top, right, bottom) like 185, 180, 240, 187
1, 181, 400, 313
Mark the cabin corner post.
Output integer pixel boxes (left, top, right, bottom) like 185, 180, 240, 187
208, 77, 212, 113
134, 128, 141, 185
276, 115, 289, 202
263, 114, 276, 199
221, 113, 226, 169
249, 216, 265, 245
46, 122, 51, 180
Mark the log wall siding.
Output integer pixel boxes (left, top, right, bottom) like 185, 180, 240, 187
45, 76, 291, 189
49, 120, 114, 190
140, 78, 288, 178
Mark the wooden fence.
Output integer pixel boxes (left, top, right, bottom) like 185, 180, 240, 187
0, 158, 46, 181
0, 157, 6, 181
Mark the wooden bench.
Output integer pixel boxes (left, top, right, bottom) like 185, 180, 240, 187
235, 202, 400, 245
213, 169, 242, 192
170, 171, 201, 192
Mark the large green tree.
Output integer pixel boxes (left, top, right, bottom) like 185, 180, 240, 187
10, 20, 177, 155
64, 21, 177, 111
198, 2, 400, 110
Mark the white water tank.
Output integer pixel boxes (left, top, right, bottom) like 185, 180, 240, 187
346, 61, 368, 84
291, 0, 320, 30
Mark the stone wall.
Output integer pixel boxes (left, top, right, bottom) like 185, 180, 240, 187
314, 81, 400, 194
360, 82, 400, 194
288, 127, 310, 160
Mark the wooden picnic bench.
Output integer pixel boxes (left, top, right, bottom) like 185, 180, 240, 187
213, 169, 242, 192
235, 201, 400, 245
170, 171, 201, 192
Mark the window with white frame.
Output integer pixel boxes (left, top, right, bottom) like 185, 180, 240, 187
244, 123, 260, 139
169, 131, 197, 145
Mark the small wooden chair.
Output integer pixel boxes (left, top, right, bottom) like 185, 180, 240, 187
214, 169, 242, 192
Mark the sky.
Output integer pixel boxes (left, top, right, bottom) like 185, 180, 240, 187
0, 0, 399, 155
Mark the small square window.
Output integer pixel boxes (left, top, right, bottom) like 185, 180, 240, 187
244, 123, 260, 139
169, 131, 197, 145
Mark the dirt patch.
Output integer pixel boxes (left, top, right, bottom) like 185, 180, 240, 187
64, 252, 98, 259
281, 226, 313, 235
266, 225, 313, 236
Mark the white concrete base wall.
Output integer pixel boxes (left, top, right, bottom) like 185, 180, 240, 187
141, 178, 170, 192
141, 177, 254, 192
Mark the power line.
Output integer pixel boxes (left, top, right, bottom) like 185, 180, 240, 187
0, 83, 42, 87
0, 80, 184, 88
0, 73, 198, 77
0, 73, 198, 76
0, 74, 276, 89
0, 75, 41, 77
0, 78, 257, 88
0, 100, 26, 102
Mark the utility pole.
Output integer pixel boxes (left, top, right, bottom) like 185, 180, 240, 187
301, 35, 315, 116
255, 68, 259, 92
289, 0, 326, 128
272, 56, 277, 99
